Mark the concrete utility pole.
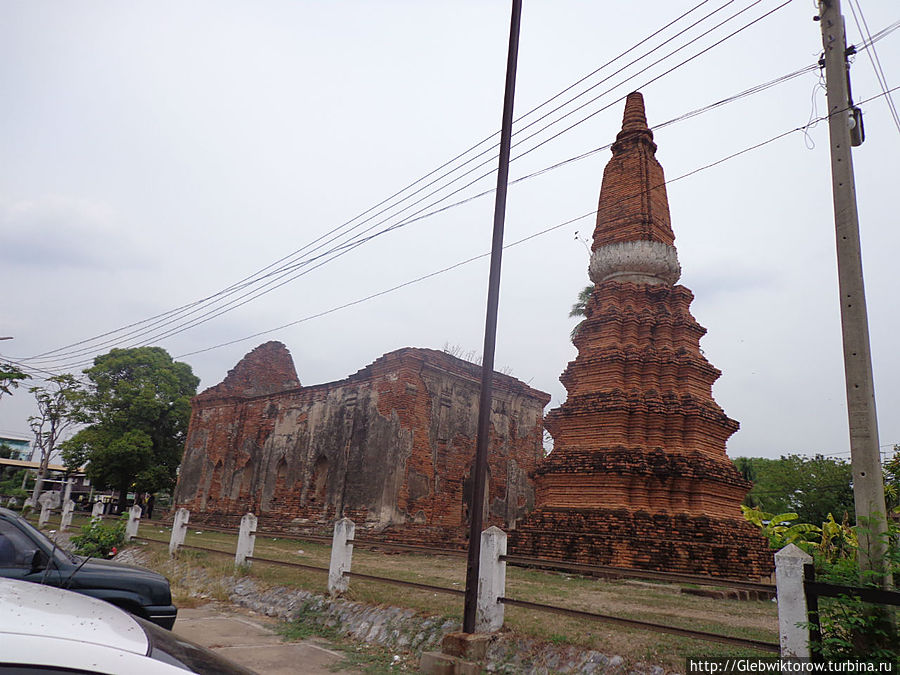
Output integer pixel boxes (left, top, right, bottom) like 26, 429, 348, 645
817, 0, 891, 586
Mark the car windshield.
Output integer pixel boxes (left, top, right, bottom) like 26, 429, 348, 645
138, 617, 255, 674
13, 514, 78, 564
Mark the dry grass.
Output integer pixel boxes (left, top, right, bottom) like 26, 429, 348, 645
122, 523, 778, 670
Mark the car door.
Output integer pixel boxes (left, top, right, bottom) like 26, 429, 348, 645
0, 519, 61, 585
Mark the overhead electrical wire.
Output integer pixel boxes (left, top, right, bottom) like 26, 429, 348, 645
16, 4, 899, 375
13, 0, 787, 367
17, 0, 724, 364
45, 0, 800, 367
846, 0, 900, 136
163, 87, 898, 363
12, 83, 900, 378
159, 84, 900, 362
29, 59, 821, 373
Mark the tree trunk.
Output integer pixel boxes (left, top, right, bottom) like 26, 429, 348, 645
117, 483, 129, 514
30, 470, 45, 507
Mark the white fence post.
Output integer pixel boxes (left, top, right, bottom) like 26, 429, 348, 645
60, 499, 75, 532
775, 543, 813, 658
328, 518, 355, 597
38, 502, 52, 527
91, 502, 104, 521
169, 508, 190, 557
125, 505, 142, 542
235, 513, 257, 568
476, 526, 507, 632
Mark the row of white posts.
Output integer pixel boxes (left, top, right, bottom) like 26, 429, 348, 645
32, 498, 110, 531
125, 507, 813, 654
37, 499, 77, 531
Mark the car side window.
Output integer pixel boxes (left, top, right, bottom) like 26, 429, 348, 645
0, 521, 34, 567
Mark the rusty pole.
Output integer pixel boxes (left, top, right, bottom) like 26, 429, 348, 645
462, 0, 522, 635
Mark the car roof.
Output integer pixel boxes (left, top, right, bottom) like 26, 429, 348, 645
0, 577, 149, 655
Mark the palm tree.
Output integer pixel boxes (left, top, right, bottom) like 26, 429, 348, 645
569, 284, 594, 340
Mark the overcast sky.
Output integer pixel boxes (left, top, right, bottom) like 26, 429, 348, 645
1, 0, 898, 463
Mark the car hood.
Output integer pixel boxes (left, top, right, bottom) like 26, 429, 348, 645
66, 557, 173, 605
0, 577, 148, 654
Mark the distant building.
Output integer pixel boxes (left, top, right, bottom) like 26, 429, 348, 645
0, 434, 31, 461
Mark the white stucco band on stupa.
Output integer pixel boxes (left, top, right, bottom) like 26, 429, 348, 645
588, 239, 681, 286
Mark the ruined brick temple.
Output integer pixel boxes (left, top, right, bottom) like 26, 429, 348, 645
172, 342, 549, 540
510, 93, 772, 578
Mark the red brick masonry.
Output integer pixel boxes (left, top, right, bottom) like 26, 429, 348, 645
173, 343, 550, 540
509, 93, 772, 579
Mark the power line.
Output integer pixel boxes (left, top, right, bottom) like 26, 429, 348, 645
16, 0, 726, 365
172, 103, 857, 361
26, 61, 824, 372
10, 85, 900, 390
846, 0, 900, 136
25, 71, 899, 374
18, 14, 900, 374
14, 1, 791, 367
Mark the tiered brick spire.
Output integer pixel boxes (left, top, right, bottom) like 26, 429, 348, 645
593, 92, 674, 250
510, 93, 772, 579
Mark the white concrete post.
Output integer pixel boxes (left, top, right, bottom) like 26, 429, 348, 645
38, 501, 52, 527
328, 518, 355, 597
169, 508, 190, 557
235, 513, 257, 568
775, 543, 813, 658
125, 505, 142, 542
63, 478, 73, 504
91, 501, 104, 521
60, 499, 75, 532
476, 526, 507, 632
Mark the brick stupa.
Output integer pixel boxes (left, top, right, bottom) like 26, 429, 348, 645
510, 93, 772, 579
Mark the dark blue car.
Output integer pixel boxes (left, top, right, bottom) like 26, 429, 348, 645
0, 507, 177, 629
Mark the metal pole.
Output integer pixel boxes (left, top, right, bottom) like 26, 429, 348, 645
462, 0, 522, 635
817, 0, 890, 586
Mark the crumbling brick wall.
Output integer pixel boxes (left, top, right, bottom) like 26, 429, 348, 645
173, 342, 549, 538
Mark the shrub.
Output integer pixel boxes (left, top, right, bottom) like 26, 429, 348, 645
743, 506, 899, 662
70, 517, 126, 558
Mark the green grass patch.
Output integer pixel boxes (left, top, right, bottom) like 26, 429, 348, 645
127, 523, 779, 670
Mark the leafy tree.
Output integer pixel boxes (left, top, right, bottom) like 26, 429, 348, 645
0, 362, 30, 401
28, 374, 83, 505
62, 347, 199, 512
883, 446, 900, 513
734, 454, 854, 527
569, 284, 594, 340
0, 443, 14, 460
743, 506, 899, 661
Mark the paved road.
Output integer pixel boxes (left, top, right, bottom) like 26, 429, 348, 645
174, 604, 361, 675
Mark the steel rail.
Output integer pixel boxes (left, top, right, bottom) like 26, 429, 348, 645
498, 597, 779, 652
245, 556, 329, 574
805, 580, 900, 606
500, 554, 775, 592
343, 570, 465, 597
348, 538, 467, 557
132, 536, 233, 558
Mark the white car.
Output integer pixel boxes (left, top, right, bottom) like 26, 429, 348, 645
0, 578, 254, 674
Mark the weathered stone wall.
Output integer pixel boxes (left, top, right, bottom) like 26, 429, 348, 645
173, 342, 549, 538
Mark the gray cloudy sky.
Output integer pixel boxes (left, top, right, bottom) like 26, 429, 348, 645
1, 0, 898, 462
